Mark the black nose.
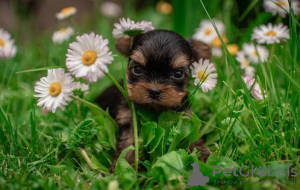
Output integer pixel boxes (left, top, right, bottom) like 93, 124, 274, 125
148, 89, 161, 100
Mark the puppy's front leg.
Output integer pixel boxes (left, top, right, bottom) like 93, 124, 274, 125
110, 108, 135, 172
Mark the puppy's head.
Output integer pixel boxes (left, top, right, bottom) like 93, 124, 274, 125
116, 30, 212, 110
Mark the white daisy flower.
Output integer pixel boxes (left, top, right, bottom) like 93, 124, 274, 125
66, 32, 113, 83
242, 75, 266, 100
242, 43, 269, 64
236, 52, 256, 75
112, 17, 154, 38
251, 23, 290, 44
264, 0, 300, 18
190, 59, 218, 92
56, 7, 77, 20
136, 20, 155, 32
34, 68, 74, 113
52, 27, 75, 44
72, 81, 89, 95
212, 47, 223, 57
192, 19, 225, 45
245, 66, 255, 75
236, 51, 250, 69
0, 29, 17, 59
100, 1, 122, 18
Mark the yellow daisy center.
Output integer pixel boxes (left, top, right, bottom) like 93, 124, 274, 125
198, 70, 208, 82
0, 38, 5, 47
59, 28, 68, 34
265, 30, 277, 36
49, 82, 62, 97
156, 1, 173, 14
242, 60, 248, 67
61, 7, 75, 15
82, 50, 97, 66
227, 44, 239, 55
211, 35, 228, 47
204, 29, 213, 36
252, 50, 258, 56
276, 1, 287, 6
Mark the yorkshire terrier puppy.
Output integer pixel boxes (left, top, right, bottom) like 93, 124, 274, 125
95, 29, 212, 171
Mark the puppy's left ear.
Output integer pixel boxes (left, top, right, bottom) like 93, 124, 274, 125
187, 39, 212, 61
115, 36, 132, 57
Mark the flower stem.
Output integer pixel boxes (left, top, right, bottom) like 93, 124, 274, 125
71, 95, 116, 126
104, 72, 130, 104
131, 102, 139, 172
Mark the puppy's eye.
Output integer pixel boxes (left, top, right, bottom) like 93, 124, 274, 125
172, 70, 184, 80
132, 66, 143, 75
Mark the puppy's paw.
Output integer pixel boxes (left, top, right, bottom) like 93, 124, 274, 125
189, 138, 210, 163
109, 149, 135, 173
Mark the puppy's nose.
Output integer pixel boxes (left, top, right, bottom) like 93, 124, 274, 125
148, 89, 161, 100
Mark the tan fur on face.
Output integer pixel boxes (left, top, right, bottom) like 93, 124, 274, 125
130, 49, 146, 66
126, 80, 186, 109
172, 55, 189, 68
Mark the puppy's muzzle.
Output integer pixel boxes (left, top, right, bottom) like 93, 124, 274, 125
148, 88, 161, 100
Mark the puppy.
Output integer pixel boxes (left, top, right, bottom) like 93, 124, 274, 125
95, 29, 212, 171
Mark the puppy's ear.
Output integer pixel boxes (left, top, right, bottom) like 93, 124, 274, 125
188, 39, 212, 61
115, 37, 131, 57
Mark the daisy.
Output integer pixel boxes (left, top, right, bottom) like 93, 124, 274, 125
190, 59, 218, 92
156, 1, 173, 14
242, 43, 269, 64
264, 0, 300, 18
72, 81, 89, 95
66, 32, 113, 83
236, 51, 256, 75
52, 27, 75, 44
242, 75, 265, 100
56, 7, 77, 20
100, 1, 122, 18
112, 17, 154, 38
192, 19, 225, 45
245, 66, 255, 75
211, 35, 228, 48
0, 29, 17, 59
251, 23, 290, 44
212, 47, 223, 57
226, 44, 239, 55
236, 51, 250, 70
34, 68, 74, 113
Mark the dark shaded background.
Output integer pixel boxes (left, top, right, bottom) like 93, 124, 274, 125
0, 0, 277, 38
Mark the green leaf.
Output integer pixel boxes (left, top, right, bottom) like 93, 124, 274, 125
30, 109, 37, 153
141, 122, 157, 147
137, 107, 158, 122
91, 156, 109, 172
46, 165, 73, 175
148, 128, 165, 153
206, 156, 239, 169
168, 118, 194, 152
62, 171, 76, 188
104, 117, 117, 150
115, 145, 136, 190
158, 110, 181, 134
275, 56, 300, 90
187, 113, 202, 143
152, 151, 183, 180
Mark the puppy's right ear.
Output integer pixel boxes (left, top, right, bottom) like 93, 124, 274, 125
115, 37, 131, 57
188, 39, 212, 61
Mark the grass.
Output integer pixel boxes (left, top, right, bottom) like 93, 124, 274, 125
1, 0, 300, 189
